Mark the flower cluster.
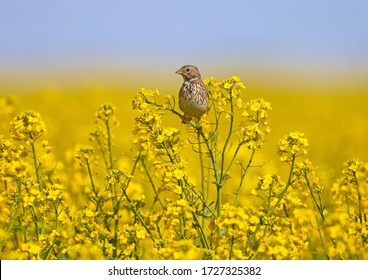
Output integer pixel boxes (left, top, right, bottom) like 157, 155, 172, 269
10, 110, 47, 144
277, 131, 309, 162
90, 103, 119, 170
237, 98, 272, 149
204, 76, 245, 117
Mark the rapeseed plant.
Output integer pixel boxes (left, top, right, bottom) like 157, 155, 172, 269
0, 76, 367, 260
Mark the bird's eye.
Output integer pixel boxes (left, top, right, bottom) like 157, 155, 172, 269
185, 68, 190, 72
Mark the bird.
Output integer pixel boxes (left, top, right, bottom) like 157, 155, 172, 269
175, 65, 209, 122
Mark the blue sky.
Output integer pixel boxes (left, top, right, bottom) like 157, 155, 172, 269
1, 0, 368, 74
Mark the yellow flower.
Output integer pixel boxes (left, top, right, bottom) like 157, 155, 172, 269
136, 228, 147, 239
84, 209, 95, 218
47, 188, 61, 201
173, 169, 185, 180
23, 194, 35, 207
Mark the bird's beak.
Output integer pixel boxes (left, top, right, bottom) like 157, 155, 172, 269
175, 69, 184, 75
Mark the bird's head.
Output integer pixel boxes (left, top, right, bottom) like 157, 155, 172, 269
176, 65, 201, 81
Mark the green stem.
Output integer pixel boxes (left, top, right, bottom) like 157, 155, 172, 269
30, 139, 45, 236
141, 157, 166, 210
189, 187, 216, 217
105, 119, 114, 170
30, 141, 42, 192
94, 133, 109, 171
116, 151, 140, 205
218, 86, 236, 217
229, 235, 235, 260
86, 159, 98, 210
192, 212, 209, 249
267, 156, 295, 216
353, 172, 365, 223
304, 170, 325, 220
198, 130, 206, 228
220, 87, 235, 182
216, 185, 222, 218
122, 189, 155, 242
53, 200, 59, 230
315, 214, 330, 260
194, 125, 220, 217
112, 181, 119, 259
234, 148, 256, 206
44, 243, 55, 260
30, 206, 40, 240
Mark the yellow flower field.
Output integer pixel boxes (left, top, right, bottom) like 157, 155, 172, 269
0, 75, 367, 260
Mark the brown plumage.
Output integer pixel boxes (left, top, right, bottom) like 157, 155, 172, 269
176, 65, 209, 121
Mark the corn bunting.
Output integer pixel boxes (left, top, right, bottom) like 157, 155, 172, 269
176, 65, 209, 121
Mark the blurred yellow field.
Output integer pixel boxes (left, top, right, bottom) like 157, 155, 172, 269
0, 74, 367, 260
